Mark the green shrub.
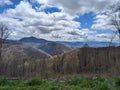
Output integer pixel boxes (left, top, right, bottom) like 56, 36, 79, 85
0, 79, 9, 86
70, 77, 83, 85
26, 78, 44, 86
80, 80, 96, 88
114, 76, 120, 87
50, 80, 64, 87
49, 86, 59, 90
96, 82, 110, 90
0, 86, 13, 90
94, 76, 105, 82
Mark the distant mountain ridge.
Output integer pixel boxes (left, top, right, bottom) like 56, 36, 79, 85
6, 37, 120, 48
20, 37, 47, 43
19, 37, 72, 55
19, 37, 119, 48
2, 37, 72, 63
58, 41, 120, 48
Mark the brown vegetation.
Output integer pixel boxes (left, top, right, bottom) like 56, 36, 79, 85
0, 45, 120, 79
51, 46, 120, 77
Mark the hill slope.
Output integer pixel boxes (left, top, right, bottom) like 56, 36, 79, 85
2, 44, 51, 63
51, 46, 120, 76
19, 37, 72, 55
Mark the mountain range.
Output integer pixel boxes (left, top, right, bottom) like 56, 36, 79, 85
2, 37, 72, 62
58, 41, 120, 48
3, 36, 119, 62
19, 37, 72, 55
6, 36, 120, 48
2, 37, 120, 77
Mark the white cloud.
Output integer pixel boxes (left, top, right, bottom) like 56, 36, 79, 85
1, 1, 83, 41
33, 0, 48, 4
94, 33, 119, 42
0, 0, 119, 42
48, 0, 120, 15
91, 14, 115, 30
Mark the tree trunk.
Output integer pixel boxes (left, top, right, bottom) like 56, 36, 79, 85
0, 43, 2, 76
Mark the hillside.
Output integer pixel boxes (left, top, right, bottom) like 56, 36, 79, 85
1, 43, 120, 78
1, 37, 120, 78
19, 37, 72, 55
2, 44, 51, 62
50, 46, 120, 76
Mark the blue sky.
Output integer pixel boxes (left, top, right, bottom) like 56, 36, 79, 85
0, 0, 119, 42
74, 12, 94, 29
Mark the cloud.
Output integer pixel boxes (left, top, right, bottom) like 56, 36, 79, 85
91, 14, 115, 30
91, 1, 120, 31
0, 0, 119, 42
1, 1, 84, 41
0, 0, 13, 5
48, 0, 120, 15
96, 34, 111, 39
67, 31, 81, 36
33, 0, 48, 4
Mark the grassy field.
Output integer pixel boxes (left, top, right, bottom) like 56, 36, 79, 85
0, 76, 120, 90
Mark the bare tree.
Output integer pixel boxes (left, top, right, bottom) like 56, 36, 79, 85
109, 3, 120, 45
109, 31, 118, 47
0, 23, 11, 63
112, 13, 120, 42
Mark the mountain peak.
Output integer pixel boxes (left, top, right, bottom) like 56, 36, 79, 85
27, 36, 38, 39
19, 37, 47, 43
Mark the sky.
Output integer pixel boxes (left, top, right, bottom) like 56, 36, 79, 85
0, 0, 120, 42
